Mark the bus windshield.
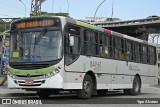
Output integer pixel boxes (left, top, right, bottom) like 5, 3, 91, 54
10, 30, 62, 62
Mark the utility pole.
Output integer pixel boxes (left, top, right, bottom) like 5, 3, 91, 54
30, 0, 42, 16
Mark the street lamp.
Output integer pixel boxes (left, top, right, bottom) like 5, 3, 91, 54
52, 0, 54, 13
111, 0, 114, 18
19, 0, 26, 17
67, 0, 69, 13
94, 0, 106, 22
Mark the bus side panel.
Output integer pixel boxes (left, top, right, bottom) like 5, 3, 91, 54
112, 75, 133, 89
63, 72, 84, 89
97, 74, 112, 89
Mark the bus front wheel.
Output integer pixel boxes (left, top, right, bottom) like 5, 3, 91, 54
77, 74, 93, 99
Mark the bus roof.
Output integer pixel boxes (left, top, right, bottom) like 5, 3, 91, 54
11, 16, 157, 47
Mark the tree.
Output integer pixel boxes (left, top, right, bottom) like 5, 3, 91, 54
0, 19, 10, 32
135, 27, 156, 41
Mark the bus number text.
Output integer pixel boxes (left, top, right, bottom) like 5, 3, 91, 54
90, 61, 101, 71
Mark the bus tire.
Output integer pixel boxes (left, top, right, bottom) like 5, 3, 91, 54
77, 74, 93, 99
130, 76, 141, 95
124, 76, 141, 95
97, 90, 108, 96
37, 90, 51, 98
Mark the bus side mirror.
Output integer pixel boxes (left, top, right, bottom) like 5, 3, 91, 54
69, 35, 74, 46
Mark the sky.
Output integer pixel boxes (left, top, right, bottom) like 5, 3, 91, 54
0, 0, 160, 21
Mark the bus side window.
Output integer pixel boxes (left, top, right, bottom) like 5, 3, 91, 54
100, 35, 108, 57
83, 31, 90, 55
108, 36, 112, 58
113, 37, 119, 59
119, 39, 125, 60
125, 41, 129, 61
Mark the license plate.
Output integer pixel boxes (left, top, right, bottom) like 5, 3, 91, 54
25, 80, 34, 85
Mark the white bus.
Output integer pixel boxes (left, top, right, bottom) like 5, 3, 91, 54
8, 16, 158, 99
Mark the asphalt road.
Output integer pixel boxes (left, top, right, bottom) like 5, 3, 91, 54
0, 84, 160, 107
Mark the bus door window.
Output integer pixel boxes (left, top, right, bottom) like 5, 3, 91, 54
65, 24, 80, 65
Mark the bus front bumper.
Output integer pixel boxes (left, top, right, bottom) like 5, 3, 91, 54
7, 74, 63, 89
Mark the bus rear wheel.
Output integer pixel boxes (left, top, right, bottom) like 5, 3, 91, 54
124, 76, 141, 95
77, 74, 93, 99
37, 90, 52, 98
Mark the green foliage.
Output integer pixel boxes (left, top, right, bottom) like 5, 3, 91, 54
0, 19, 10, 33
41, 11, 70, 18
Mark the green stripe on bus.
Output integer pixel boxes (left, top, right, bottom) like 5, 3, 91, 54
9, 66, 55, 76
77, 21, 96, 29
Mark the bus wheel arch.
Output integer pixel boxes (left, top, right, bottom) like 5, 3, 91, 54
124, 74, 141, 95
77, 71, 97, 99
86, 71, 97, 92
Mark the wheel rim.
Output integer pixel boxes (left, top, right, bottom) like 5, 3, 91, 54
84, 81, 91, 94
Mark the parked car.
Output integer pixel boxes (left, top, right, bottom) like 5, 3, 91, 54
105, 18, 121, 22
147, 15, 159, 18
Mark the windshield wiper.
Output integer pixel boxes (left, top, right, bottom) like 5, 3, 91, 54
34, 28, 48, 45
31, 29, 47, 57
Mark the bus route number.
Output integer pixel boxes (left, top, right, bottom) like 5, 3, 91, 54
90, 61, 101, 71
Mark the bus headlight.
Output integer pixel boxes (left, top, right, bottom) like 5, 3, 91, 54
8, 72, 16, 79
44, 68, 61, 78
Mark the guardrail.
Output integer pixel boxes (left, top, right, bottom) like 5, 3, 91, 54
90, 17, 160, 27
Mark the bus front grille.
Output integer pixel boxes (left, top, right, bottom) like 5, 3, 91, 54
15, 80, 45, 87
10, 63, 50, 70
16, 75, 43, 77
19, 84, 41, 86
